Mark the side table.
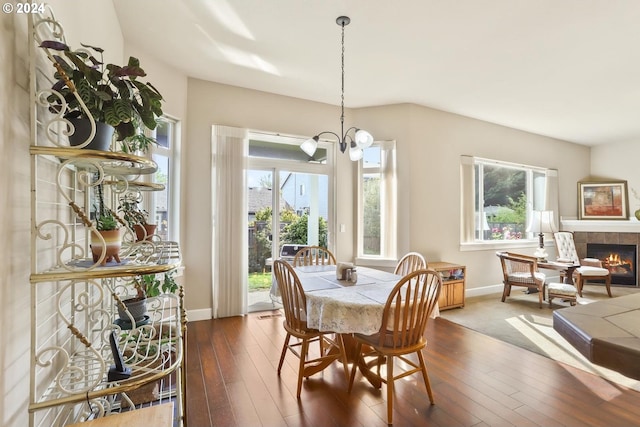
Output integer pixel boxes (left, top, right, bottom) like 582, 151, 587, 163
429, 261, 466, 310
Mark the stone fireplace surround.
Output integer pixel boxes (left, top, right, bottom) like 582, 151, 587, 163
560, 218, 640, 286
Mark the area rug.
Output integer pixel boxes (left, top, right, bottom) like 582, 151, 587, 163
439, 284, 640, 392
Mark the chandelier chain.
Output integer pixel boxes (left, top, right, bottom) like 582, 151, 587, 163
340, 19, 345, 130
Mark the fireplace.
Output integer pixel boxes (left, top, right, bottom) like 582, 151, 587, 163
586, 243, 637, 286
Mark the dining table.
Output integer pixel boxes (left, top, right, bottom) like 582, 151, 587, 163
294, 264, 440, 386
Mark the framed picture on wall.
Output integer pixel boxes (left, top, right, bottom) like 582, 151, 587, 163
578, 180, 629, 220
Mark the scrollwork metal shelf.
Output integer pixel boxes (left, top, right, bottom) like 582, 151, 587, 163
30, 241, 182, 283
29, 8, 185, 426
29, 290, 185, 414
30, 145, 158, 176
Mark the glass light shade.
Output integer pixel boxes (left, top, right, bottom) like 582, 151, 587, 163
354, 129, 374, 149
349, 145, 364, 161
300, 137, 318, 157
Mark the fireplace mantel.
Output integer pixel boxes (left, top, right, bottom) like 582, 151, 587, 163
560, 217, 640, 233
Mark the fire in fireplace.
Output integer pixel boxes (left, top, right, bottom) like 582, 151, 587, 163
586, 243, 637, 286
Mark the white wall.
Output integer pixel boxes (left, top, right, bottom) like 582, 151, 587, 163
1, 11, 32, 427
355, 103, 592, 290
591, 141, 640, 215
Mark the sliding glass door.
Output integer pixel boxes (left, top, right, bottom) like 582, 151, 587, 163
246, 134, 333, 312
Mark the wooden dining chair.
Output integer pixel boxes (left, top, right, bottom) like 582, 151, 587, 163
394, 251, 427, 276
273, 260, 349, 398
292, 245, 336, 267
347, 269, 442, 425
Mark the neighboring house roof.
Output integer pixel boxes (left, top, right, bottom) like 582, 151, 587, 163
247, 187, 290, 214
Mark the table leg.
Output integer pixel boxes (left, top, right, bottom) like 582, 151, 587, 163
341, 334, 383, 389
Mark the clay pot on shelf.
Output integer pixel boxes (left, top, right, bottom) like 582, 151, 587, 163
133, 223, 157, 241
90, 229, 123, 265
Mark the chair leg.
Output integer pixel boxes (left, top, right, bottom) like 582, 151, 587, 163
501, 284, 510, 302
417, 351, 435, 404
605, 276, 612, 297
296, 339, 309, 398
576, 276, 584, 297
386, 354, 394, 425
277, 333, 291, 375
537, 286, 543, 308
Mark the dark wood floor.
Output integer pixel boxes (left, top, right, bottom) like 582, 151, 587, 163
185, 310, 640, 427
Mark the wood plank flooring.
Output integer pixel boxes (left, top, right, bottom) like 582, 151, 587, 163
185, 311, 640, 427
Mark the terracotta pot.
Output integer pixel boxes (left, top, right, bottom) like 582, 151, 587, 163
133, 224, 157, 241
68, 118, 114, 151
90, 228, 123, 265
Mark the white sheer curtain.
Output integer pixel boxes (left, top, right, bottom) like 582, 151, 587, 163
544, 169, 559, 229
380, 140, 397, 258
460, 155, 475, 242
211, 125, 248, 318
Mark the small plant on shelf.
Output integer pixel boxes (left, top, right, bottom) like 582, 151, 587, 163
90, 175, 122, 265
117, 270, 179, 324
117, 192, 157, 241
134, 270, 179, 299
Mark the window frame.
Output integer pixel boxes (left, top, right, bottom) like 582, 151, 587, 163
460, 156, 555, 252
148, 115, 181, 243
247, 132, 336, 254
356, 140, 398, 265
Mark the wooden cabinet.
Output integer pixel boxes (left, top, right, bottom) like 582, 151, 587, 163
429, 262, 466, 310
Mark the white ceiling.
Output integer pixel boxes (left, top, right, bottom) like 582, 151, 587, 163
113, 0, 640, 146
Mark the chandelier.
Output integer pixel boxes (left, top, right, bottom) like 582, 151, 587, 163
300, 16, 373, 161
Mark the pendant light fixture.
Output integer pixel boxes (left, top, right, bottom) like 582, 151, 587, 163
300, 16, 373, 161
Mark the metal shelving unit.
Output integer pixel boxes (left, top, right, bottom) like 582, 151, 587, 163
28, 10, 185, 427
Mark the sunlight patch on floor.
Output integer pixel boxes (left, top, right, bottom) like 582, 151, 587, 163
505, 314, 638, 399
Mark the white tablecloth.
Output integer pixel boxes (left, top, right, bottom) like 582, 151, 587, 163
297, 265, 439, 335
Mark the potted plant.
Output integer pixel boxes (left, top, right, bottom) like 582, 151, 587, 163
117, 270, 178, 325
117, 192, 157, 241
39, 41, 164, 150
91, 176, 123, 265
120, 131, 159, 155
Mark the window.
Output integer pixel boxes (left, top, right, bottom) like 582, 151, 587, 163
149, 116, 180, 242
357, 141, 397, 259
461, 156, 557, 247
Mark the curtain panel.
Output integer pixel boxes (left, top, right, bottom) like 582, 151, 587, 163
211, 125, 248, 318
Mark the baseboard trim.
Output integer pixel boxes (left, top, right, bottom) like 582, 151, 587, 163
186, 308, 212, 322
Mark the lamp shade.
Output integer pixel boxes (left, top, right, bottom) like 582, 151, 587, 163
300, 136, 318, 157
349, 145, 364, 161
354, 129, 373, 149
527, 210, 557, 233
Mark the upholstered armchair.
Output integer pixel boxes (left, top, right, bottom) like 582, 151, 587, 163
553, 231, 612, 297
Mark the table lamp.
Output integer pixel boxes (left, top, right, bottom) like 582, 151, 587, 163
527, 210, 557, 261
